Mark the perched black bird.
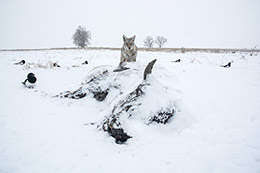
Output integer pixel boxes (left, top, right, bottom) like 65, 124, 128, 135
22, 73, 37, 88
53, 63, 60, 67
220, 62, 232, 68
14, 60, 25, 65
82, 60, 88, 65
171, 59, 181, 63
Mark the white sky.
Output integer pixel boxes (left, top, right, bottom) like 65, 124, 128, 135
0, 0, 259, 49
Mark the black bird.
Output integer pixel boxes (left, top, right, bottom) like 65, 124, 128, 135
53, 63, 60, 67
171, 59, 181, 63
14, 60, 25, 65
82, 60, 88, 65
220, 62, 232, 68
22, 73, 37, 88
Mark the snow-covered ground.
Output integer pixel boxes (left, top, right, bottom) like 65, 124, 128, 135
0, 49, 260, 173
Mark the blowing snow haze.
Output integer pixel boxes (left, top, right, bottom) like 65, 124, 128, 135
0, 0, 259, 49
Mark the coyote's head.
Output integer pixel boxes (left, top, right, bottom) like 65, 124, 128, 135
123, 35, 136, 50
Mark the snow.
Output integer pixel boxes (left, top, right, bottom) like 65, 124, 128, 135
0, 49, 260, 173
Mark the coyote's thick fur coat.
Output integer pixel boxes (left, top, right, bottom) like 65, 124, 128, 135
120, 35, 137, 62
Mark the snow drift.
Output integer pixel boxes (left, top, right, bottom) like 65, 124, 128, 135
0, 49, 260, 173
58, 59, 178, 143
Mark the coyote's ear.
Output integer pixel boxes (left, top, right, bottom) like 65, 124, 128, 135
131, 35, 136, 42
123, 35, 127, 42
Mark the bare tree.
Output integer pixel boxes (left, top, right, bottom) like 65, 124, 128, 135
72, 26, 91, 48
155, 36, 167, 48
144, 36, 154, 48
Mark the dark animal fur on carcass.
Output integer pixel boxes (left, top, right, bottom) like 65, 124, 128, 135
101, 59, 175, 144
57, 70, 110, 101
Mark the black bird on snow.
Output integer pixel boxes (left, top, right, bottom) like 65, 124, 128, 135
171, 59, 181, 63
53, 63, 61, 67
82, 60, 88, 65
22, 73, 37, 88
220, 62, 232, 68
14, 60, 25, 65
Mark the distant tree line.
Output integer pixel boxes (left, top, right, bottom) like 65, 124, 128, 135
72, 25, 168, 49
144, 36, 167, 48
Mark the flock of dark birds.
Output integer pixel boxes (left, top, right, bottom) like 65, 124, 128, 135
14, 58, 232, 89
171, 58, 233, 68
13, 56, 234, 144
14, 59, 88, 89
171, 59, 232, 68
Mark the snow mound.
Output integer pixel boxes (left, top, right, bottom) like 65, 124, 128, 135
1, 49, 260, 172
58, 59, 180, 143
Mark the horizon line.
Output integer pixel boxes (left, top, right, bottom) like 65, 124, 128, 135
0, 47, 259, 53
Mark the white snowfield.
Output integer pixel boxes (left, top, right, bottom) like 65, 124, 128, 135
0, 49, 259, 173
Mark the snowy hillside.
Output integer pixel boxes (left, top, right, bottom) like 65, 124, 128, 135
0, 49, 260, 173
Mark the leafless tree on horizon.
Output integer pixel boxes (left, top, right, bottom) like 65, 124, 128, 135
72, 26, 91, 48
144, 36, 154, 48
155, 36, 167, 48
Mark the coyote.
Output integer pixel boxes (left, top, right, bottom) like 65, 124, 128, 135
120, 35, 137, 62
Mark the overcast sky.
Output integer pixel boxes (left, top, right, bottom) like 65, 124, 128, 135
0, 0, 259, 49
